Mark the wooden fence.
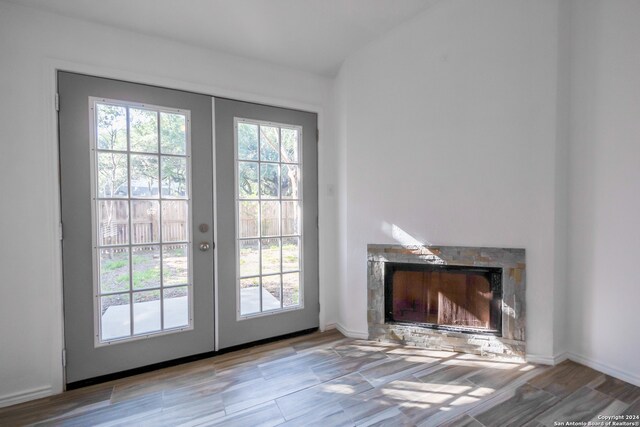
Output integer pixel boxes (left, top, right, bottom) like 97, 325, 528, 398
100, 200, 300, 246
99, 200, 187, 246
239, 202, 299, 237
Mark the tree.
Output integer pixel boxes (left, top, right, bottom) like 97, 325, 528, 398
96, 104, 127, 254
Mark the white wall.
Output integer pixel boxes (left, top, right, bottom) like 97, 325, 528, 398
567, 0, 640, 385
0, 1, 333, 405
333, 0, 566, 358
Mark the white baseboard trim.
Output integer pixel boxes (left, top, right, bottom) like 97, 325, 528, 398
526, 354, 556, 365
567, 352, 640, 388
336, 323, 369, 340
322, 322, 337, 332
554, 352, 570, 364
526, 352, 569, 366
528, 351, 640, 387
0, 385, 53, 408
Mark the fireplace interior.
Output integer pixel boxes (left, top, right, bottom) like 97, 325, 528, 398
384, 263, 502, 335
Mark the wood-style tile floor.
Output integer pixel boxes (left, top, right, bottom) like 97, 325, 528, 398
1, 330, 639, 426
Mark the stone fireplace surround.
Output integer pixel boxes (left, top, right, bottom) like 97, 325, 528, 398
368, 244, 526, 360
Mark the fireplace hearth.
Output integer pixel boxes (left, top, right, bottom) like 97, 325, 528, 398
368, 245, 526, 359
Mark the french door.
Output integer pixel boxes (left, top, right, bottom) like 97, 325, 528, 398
214, 98, 319, 348
58, 72, 215, 384
58, 72, 319, 384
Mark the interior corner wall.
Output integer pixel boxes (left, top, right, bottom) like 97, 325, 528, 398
329, 65, 353, 337
333, 0, 563, 359
552, 0, 572, 359
319, 69, 344, 331
567, 0, 640, 385
0, 1, 332, 406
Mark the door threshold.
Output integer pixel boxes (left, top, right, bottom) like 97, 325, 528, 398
66, 327, 318, 390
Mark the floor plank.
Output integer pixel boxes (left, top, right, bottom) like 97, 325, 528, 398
527, 360, 602, 398
473, 383, 558, 427
533, 386, 616, 426
275, 372, 373, 420
440, 414, 486, 427
1, 330, 639, 427
595, 375, 640, 404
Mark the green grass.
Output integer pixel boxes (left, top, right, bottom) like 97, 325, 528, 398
132, 255, 149, 265
115, 273, 129, 284
103, 258, 128, 271
132, 268, 160, 289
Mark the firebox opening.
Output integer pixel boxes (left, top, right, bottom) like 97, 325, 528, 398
384, 263, 502, 335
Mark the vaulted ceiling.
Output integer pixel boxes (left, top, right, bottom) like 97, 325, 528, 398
5, 0, 436, 76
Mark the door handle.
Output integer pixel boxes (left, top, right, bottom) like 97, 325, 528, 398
199, 241, 211, 252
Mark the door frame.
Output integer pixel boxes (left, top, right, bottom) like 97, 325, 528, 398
44, 58, 327, 394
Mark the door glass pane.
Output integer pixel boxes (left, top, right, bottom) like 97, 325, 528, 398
261, 238, 280, 275
163, 244, 188, 286
131, 200, 159, 244
239, 239, 260, 277
97, 104, 127, 151
92, 99, 192, 344
281, 165, 299, 199
238, 162, 259, 199
239, 201, 259, 238
161, 156, 187, 199
133, 290, 161, 334
259, 125, 279, 162
101, 293, 130, 341
98, 200, 129, 246
283, 272, 300, 308
97, 152, 128, 198
261, 201, 280, 237
281, 128, 299, 163
260, 163, 279, 199
282, 201, 300, 236
235, 119, 303, 317
132, 245, 161, 290
282, 237, 300, 272
130, 154, 159, 198
99, 248, 130, 294
164, 286, 189, 329
162, 201, 188, 242
262, 275, 282, 311
238, 123, 258, 160
160, 112, 186, 155
240, 277, 260, 315
130, 108, 158, 153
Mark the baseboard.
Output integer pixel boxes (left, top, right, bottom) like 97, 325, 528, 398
336, 323, 369, 339
528, 351, 640, 387
526, 354, 556, 365
567, 352, 640, 388
526, 351, 569, 366
322, 322, 337, 332
0, 385, 53, 408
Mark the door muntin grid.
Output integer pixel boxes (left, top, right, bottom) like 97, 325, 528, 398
234, 118, 304, 319
89, 97, 194, 346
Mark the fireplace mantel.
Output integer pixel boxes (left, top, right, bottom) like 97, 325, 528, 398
367, 244, 526, 359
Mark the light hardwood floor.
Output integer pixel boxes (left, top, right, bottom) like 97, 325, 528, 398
1, 330, 638, 426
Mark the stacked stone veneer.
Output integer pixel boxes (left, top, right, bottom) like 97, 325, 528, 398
368, 244, 526, 360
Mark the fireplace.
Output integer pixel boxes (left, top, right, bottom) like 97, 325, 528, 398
368, 245, 526, 359
384, 263, 502, 335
